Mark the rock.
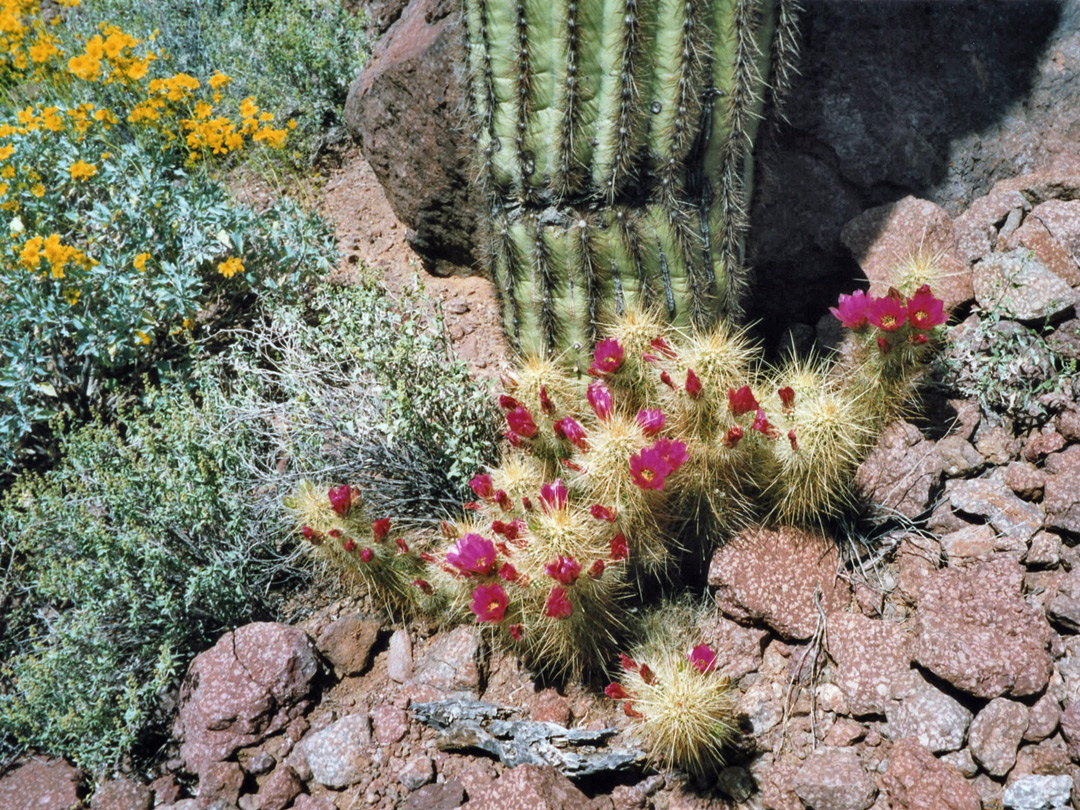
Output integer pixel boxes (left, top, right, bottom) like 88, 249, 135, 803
0, 759, 85, 810
738, 678, 783, 738
316, 614, 381, 677
914, 558, 1053, 698
717, 766, 754, 803
1002, 775, 1073, 810
299, 713, 373, 789
973, 249, 1077, 323
403, 780, 467, 810
885, 674, 972, 753
240, 750, 275, 777
411, 625, 484, 696
881, 739, 980, 810
1025, 694, 1062, 743
697, 614, 769, 682
1024, 430, 1067, 463
527, 688, 572, 726
293, 797, 335, 810
1000, 216, 1080, 287
826, 612, 914, 716
839, 196, 973, 310
1031, 200, 1080, 263
255, 767, 302, 810
372, 703, 410, 744
1059, 702, 1080, 760
896, 533, 944, 603
1056, 407, 1080, 442
92, 778, 152, 810
855, 421, 943, 519
1043, 446, 1080, 535
398, 756, 435, 791
969, 698, 1029, 776
1006, 462, 1048, 501
939, 523, 998, 562
461, 764, 606, 810
824, 719, 867, 747
343, 0, 482, 274
976, 424, 1022, 465
1047, 568, 1080, 632
939, 749, 979, 779
946, 475, 1044, 545
792, 749, 877, 810
936, 435, 985, 478
151, 775, 183, 806
175, 623, 319, 777
708, 527, 852, 641
197, 761, 243, 808
388, 628, 413, 683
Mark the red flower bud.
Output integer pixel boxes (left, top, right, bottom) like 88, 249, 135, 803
328, 484, 352, 516
659, 371, 676, 390
413, 579, 434, 595
778, 386, 795, 412
539, 385, 555, 415
685, 368, 703, 399
588, 559, 605, 579
373, 518, 391, 542
605, 682, 629, 700
639, 664, 656, 685
359, 547, 374, 562
343, 536, 357, 552
395, 537, 409, 554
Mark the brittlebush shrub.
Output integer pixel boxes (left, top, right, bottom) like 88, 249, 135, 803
0, 0, 337, 476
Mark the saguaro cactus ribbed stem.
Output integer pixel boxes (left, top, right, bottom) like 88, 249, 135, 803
466, 0, 799, 361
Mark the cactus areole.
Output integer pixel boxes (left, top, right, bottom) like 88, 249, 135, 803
464, 0, 800, 362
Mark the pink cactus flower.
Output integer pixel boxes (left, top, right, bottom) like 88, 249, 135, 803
328, 484, 352, 517
906, 285, 946, 330
554, 417, 589, 451
788, 429, 798, 450
619, 653, 639, 672
659, 370, 676, 390
509, 624, 524, 641
499, 562, 520, 582
588, 559, 606, 579
539, 479, 568, 512
653, 437, 688, 472
629, 445, 672, 490
589, 338, 624, 376
866, 288, 908, 331
506, 406, 538, 438
395, 537, 409, 554
778, 386, 795, 411
586, 380, 613, 421
359, 547, 373, 562
469, 473, 494, 500
544, 555, 581, 585
495, 490, 513, 511
650, 336, 678, 359
544, 586, 573, 619
685, 369, 703, 399
829, 289, 870, 329
446, 533, 497, 575
372, 518, 391, 542
590, 504, 617, 522
301, 526, 323, 545
605, 682, 629, 700
688, 644, 717, 673
343, 536, 357, 553
723, 425, 744, 448
610, 533, 629, 561
639, 664, 656, 685
728, 385, 759, 416
498, 394, 520, 410
539, 385, 555, 415
751, 408, 777, 437
637, 408, 665, 437
471, 583, 508, 623
504, 430, 523, 448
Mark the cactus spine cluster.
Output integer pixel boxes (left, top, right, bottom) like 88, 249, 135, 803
465, 0, 801, 361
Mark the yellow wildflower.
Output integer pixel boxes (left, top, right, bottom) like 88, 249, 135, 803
253, 127, 287, 149
1, 166, 13, 179
135, 330, 151, 345
133, 252, 149, 271
68, 160, 97, 180
208, 72, 230, 90
0, 145, 12, 160
217, 256, 244, 278
19, 235, 43, 270
31, 183, 44, 197
64, 288, 81, 306
0, 183, 7, 197
239, 97, 259, 119
67, 52, 101, 81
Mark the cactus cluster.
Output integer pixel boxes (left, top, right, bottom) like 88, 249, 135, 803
465, 0, 802, 362
288, 263, 948, 771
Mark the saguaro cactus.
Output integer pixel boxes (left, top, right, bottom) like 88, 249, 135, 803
465, 0, 801, 361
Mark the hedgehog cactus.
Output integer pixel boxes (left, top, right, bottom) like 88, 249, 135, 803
466, 0, 802, 360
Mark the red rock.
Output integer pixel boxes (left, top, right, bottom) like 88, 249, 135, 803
371, 704, 409, 745
1058, 701, 1080, 761
0, 759, 85, 810
411, 625, 483, 696
823, 719, 867, 747
316, 614, 381, 677
1054, 407, 1080, 442
947, 398, 981, 442
896, 533, 944, 603
293, 796, 336, 810
1030, 200, 1080, 265
461, 765, 607, 810
298, 713, 372, 790
196, 761, 243, 809
935, 435, 984, 478
914, 558, 1053, 698
882, 739, 979, 810
527, 688, 573, 726
938, 524, 998, 562
150, 774, 183, 806
708, 527, 851, 641
792, 749, 877, 810
343, 0, 482, 274
974, 424, 1021, 465
175, 623, 319, 778
854, 421, 943, 519
256, 766, 302, 810
1023, 429, 1067, 462
945, 476, 1044, 545
886, 674, 972, 753
387, 629, 414, 683
403, 779, 466, 810
1044, 445, 1080, 535
827, 612, 915, 716
90, 778, 151, 810
839, 196, 973, 309
954, 189, 1030, 264
1024, 693, 1062, 742
968, 698, 1028, 776
1001, 216, 1080, 285
1026, 530, 1063, 568
1004, 461, 1046, 500
697, 614, 769, 681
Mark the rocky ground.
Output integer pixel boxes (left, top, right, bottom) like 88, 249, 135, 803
3, 133, 1080, 810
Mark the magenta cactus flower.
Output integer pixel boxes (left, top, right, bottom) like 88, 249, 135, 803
328, 484, 352, 517
590, 504, 617, 522
539, 385, 555, 415
554, 417, 589, 451
659, 370, 676, 390
469, 473, 494, 500
650, 336, 678, 359
498, 394, 520, 410
778, 386, 795, 411
723, 425, 744, 448
866, 289, 908, 331
544, 586, 573, 619
544, 555, 581, 585
499, 562, 521, 582
359, 547, 374, 562
619, 653, 639, 672
751, 408, 777, 436
610, 533, 629, 561
605, 682, 630, 700
688, 644, 718, 673
653, 437, 688, 472
509, 623, 524, 641
539, 479, 568, 512
588, 338, 624, 376
629, 445, 672, 490
728, 385, 759, 416
506, 406, 538, 438
829, 288, 869, 329
372, 518, 391, 542
446, 533, 497, 575
588, 559, 605, 579
587, 380, 613, 421
685, 368, 703, 399
471, 583, 508, 623
637, 408, 665, 437
906, 284, 946, 330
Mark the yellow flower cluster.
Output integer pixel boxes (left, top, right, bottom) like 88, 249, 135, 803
66, 24, 155, 83
216, 256, 244, 278
68, 160, 97, 180
16, 233, 93, 279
